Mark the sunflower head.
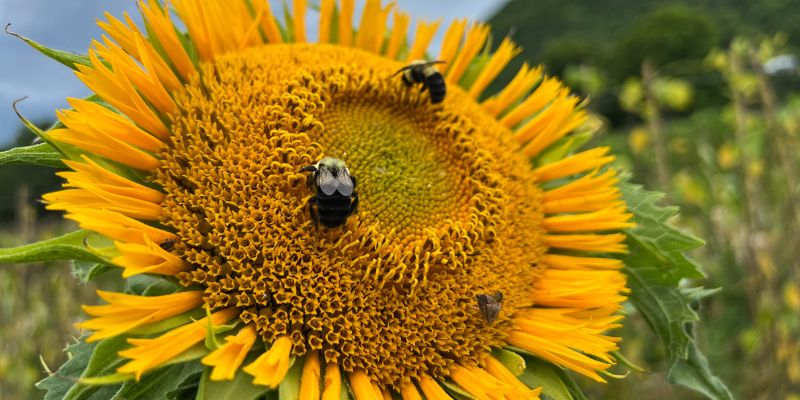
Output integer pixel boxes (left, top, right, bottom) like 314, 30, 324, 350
28, 0, 633, 398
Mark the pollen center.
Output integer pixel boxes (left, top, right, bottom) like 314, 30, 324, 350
156, 44, 546, 386
319, 99, 467, 237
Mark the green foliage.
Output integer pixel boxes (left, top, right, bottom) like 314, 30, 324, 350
621, 182, 732, 399
36, 338, 121, 400
278, 356, 302, 400
114, 363, 204, 400
36, 336, 127, 400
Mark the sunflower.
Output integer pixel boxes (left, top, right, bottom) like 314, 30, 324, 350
28, 0, 632, 398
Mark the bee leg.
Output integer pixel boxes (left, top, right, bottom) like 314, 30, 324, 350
307, 196, 319, 230
349, 192, 359, 216
300, 165, 317, 189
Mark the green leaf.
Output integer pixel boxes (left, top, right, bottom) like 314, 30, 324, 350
197, 354, 272, 400
0, 143, 65, 168
621, 182, 732, 400
113, 362, 203, 399
37, 337, 118, 400
492, 348, 526, 376
65, 336, 130, 399
279, 356, 302, 400
72, 260, 114, 283
5, 23, 92, 69
516, 356, 575, 400
0, 230, 107, 265
667, 344, 733, 400
165, 371, 202, 399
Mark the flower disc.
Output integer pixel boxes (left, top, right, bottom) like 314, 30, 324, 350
159, 44, 545, 385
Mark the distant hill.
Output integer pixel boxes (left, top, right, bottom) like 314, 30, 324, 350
488, 0, 799, 77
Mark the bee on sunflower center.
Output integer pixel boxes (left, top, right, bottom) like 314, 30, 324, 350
394, 60, 447, 104
300, 157, 359, 228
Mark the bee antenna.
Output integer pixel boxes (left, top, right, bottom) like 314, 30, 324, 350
392, 65, 414, 77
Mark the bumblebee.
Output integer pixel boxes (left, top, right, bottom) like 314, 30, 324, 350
476, 292, 503, 324
300, 157, 359, 228
394, 60, 447, 104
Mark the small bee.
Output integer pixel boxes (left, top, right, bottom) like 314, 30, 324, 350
394, 60, 447, 104
476, 292, 503, 324
300, 157, 359, 228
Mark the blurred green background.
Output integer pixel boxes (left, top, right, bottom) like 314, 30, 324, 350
1, 0, 799, 398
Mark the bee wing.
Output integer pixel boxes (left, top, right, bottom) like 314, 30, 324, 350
335, 171, 355, 196
317, 168, 339, 196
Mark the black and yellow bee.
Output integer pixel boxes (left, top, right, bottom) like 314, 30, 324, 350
394, 60, 447, 104
300, 157, 359, 228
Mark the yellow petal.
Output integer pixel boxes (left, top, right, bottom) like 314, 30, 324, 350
299, 350, 321, 400
243, 335, 293, 388
384, 10, 410, 59
406, 19, 441, 62
78, 290, 203, 342
321, 362, 342, 400
338, 0, 355, 46
202, 324, 258, 380
113, 235, 189, 277
445, 23, 489, 84
399, 382, 423, 400
347, 370, 381, 400
118, 307, 238, 380
417, 375, 453, 400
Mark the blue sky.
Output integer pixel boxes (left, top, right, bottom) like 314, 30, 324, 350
0, 0, 504, 146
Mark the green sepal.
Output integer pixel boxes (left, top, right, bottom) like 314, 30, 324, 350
457, 53, 491, 92
279, 0, 293, 42
127, 274, 181, 295
196, 353, 273, 400
5, 23, 92, 69
492, 348, 526, 376
113, 362, 203, 400
127, 310, 202, 336
0, 229, 108, 265
12, 98, 69, 158
440, 380, 475, 400
72, 260, 115, 283
533, 131, 594, 167
611, 350, 650, 374
339, 365, 352, 400
0, 142, 65, 168
80, 373, 134, 386
279, 354, 303, 400
203, 306, 239, 350
516, 356, 576, 400
621, 182, 732, 399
